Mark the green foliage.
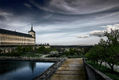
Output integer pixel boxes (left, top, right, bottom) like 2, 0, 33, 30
47, 48, 82, 58
0, 49, 2, 54
85, 30, 119, 72
106, 73, 119, 80
85, 45, 105, 63
36, 46, 51, 54
104, 45, 119, 71
104, 30, 119, 46
0, 46, 36, 57
87, 61, 119, 80
62, 48, 81, 58
13, 46, 34, 54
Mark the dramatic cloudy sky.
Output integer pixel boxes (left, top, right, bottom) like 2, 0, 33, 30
0, 0, 119, 45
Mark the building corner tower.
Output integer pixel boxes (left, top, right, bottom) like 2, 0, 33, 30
28, 25, 36, 44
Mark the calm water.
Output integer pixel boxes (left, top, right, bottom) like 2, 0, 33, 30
0, 61, 54, 80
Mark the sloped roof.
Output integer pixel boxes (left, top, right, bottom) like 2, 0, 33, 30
0, 28, 33, 38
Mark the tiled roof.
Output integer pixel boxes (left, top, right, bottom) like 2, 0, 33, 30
0, 28, 33, 38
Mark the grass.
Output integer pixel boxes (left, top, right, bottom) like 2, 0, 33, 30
106, 73, 119, 80
87, 61, 119, 80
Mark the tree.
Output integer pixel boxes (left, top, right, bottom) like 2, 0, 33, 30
24, 46, 33, 52
105, 45, 119, 71
37, 46, 51, 54
104, 30, 119, 71
104, 29, 119, 46
85, 30, 119, 72
85, 45, 101, 64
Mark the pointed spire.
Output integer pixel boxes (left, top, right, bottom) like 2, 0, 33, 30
31, 24, 33, 31
29, 24, 35, 33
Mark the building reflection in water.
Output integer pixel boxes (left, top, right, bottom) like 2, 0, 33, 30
29, 61, 36, 73
0, 60, 53, 80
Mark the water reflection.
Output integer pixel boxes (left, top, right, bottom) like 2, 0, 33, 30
29, 61, 36, 73
0, 61, 53, 80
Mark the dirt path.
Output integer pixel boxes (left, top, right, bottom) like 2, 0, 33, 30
50, 58, 86, 80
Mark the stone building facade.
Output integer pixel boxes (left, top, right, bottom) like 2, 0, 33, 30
0, 27, 35, 46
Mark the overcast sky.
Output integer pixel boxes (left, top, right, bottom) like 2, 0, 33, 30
0, 0, 119, 45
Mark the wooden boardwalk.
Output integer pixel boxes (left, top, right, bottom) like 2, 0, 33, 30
50, 58, 86, 80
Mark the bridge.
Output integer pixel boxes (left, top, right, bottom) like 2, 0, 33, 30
50, 58, 86, 80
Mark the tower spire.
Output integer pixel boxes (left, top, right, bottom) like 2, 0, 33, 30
31, 24, 33, 31
28, 24, 36, 44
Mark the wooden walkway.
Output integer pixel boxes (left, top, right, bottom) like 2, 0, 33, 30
50, 58, 86, 80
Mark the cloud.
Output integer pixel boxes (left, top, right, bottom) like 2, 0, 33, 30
102, 24, 119, 32
89, 30, 105, 37
24, 3, 32, 9
30, 0, 119, 15
0, 15, 6, 21
0, 10, 13, 21
36, 32, 99, 45
0, 10, 12, 16
77, 35, 89, 38
1, 0, 119, 45
89, 24, 119, 37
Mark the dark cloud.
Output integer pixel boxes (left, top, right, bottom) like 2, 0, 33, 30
90, 30, 105, 37
0, 15, 6, 21
0, 0, 119, 44
29, 0, 119, 15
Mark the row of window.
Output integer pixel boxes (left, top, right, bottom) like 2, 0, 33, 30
0, 34, 35, 45
0, 42, 34, 45
0, 35, 34, 42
